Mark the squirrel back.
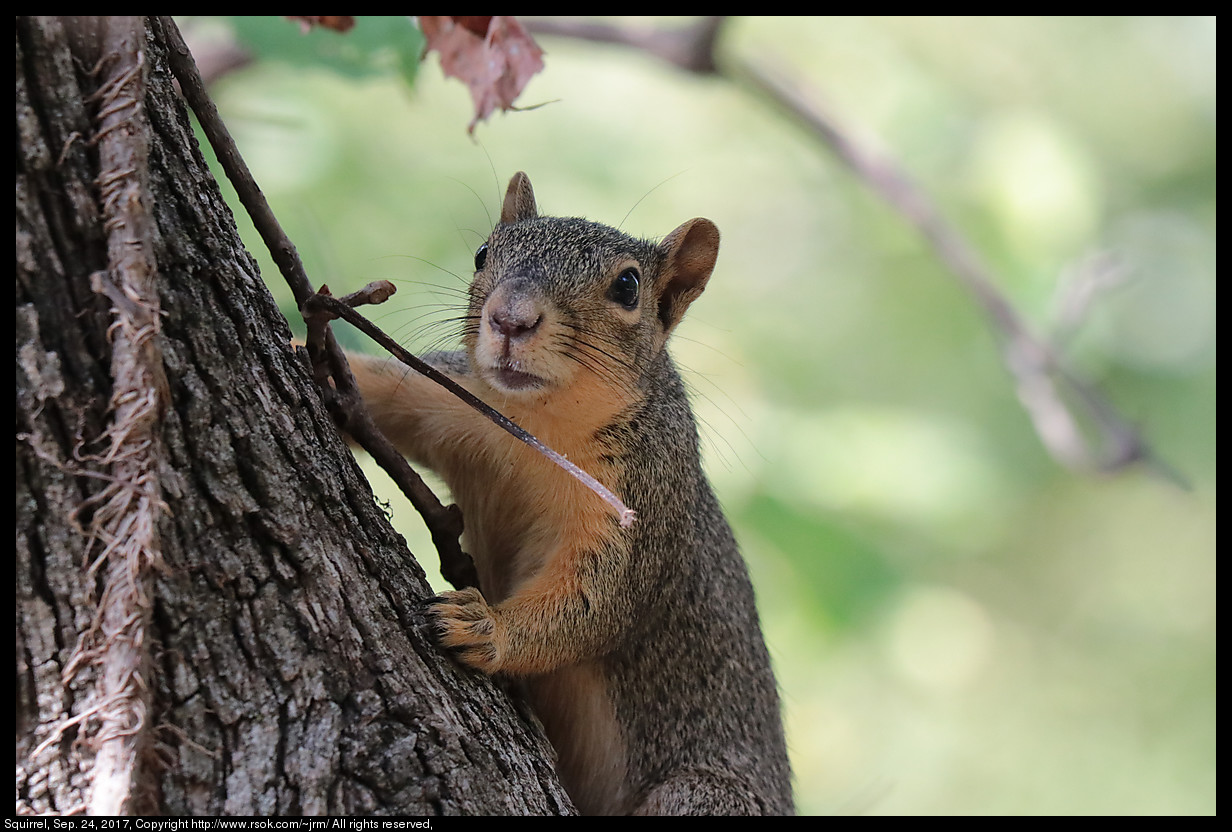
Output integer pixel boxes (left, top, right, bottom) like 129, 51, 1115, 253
349, 174, 792, 814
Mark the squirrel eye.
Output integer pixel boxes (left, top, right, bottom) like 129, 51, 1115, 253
608, 267, 640, 309
474, 243, 489, 271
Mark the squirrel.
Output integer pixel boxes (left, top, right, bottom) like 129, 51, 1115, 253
347, 173, 793, 815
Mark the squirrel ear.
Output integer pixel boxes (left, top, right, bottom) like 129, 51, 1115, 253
501, 172, 539, 224
656, 218, 720, 334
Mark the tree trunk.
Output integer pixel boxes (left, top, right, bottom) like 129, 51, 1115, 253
16, 16, 573, 816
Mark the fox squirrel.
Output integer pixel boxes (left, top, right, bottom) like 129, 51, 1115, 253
348, 173, 793, 815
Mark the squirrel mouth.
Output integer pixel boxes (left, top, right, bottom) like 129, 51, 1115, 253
490, 363, 545, 391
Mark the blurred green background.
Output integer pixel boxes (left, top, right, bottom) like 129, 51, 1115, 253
188, 17, 1216, 815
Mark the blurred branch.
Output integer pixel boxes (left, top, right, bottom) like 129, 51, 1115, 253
734, 58, 1147, 476
1052, 252, 1128, 348
525, 16, 1183, 484
525, 16, 723, 74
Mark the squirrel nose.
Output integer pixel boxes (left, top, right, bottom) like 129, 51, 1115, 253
488, 303, 542, 340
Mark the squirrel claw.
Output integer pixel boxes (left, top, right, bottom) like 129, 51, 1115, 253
428, 587, 504, 673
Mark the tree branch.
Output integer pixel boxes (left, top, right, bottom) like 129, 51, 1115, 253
305, 284, 476, 589
525, 16, 724, 74
733, 58, 1156, 477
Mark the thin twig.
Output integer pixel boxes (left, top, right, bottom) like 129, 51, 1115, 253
304, 286, 476, 589
158, 17, 316, 308
303, 291, 638, 528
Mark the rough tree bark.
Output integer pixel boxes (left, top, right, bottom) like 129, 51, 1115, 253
16, 16, 574, 816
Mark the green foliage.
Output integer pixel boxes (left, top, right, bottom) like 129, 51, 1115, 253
226, 16, 423, 87
744, 493, 900, 631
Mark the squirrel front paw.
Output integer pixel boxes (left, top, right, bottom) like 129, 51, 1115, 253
427, 587, 505, 673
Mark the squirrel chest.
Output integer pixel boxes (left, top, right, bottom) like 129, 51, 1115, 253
350, 173, 793, 815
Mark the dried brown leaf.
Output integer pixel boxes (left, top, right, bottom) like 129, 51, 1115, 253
419, 15, 545, 133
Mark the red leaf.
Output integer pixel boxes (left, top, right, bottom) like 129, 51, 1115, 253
419, 16, 545, 134
451, 16, 493, 38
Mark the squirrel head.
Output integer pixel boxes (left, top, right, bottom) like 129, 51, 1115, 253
464, 172, 720, 401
